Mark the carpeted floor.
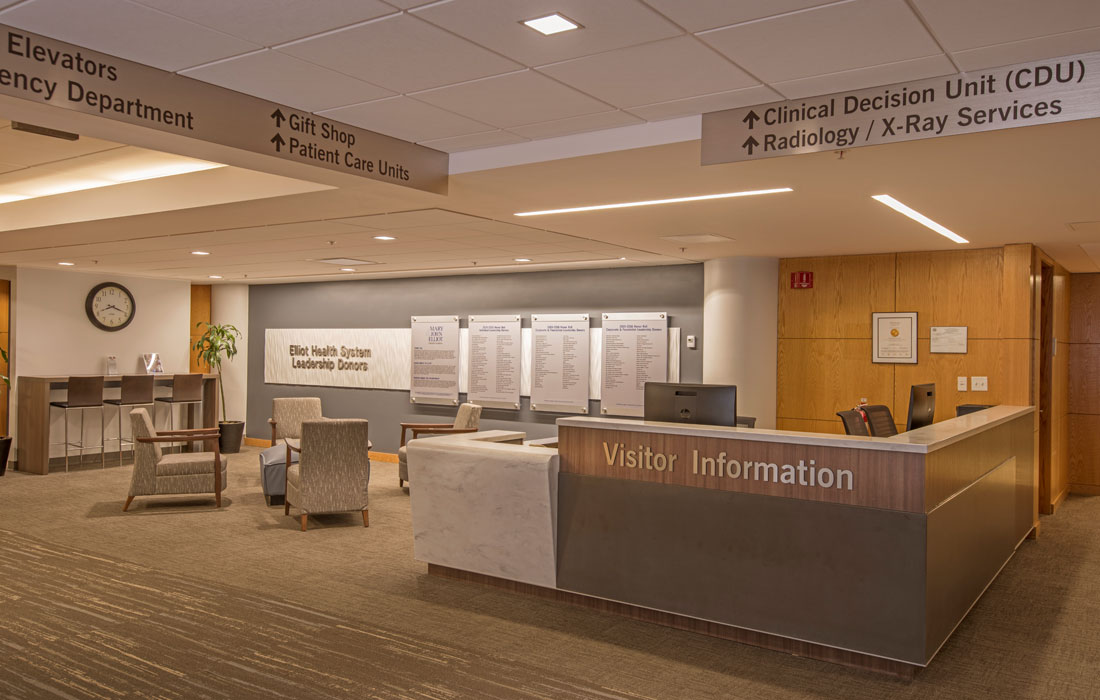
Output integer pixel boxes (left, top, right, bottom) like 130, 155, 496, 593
0, 449, 1098, 699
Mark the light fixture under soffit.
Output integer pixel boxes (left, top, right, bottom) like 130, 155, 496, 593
659, 234, 734, 245
208, 275, 223, 279
0, 152, 226, 205
515, 188, 792, 217
373, 235, 396, 241
871, 195, 968, 244
317, 257, 376, 266
522, 13, 580, 35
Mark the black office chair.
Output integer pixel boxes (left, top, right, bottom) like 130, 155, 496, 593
836, 410, 869, 436
862, 405, 899, 437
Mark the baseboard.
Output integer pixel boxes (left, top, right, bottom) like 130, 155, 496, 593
1069, 483, 1100, 496
370, 451, 398, 463
1049, 486, 1070, 513
242, 436, 270, 448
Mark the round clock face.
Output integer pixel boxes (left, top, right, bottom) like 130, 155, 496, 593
86, 282, 136, 332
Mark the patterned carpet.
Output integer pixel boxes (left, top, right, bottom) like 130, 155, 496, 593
0, 528, 646, 699
1, 449, 1100, 699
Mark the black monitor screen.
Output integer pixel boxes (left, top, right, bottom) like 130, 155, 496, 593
644, 382, 737, 427
906, 383, 936, 431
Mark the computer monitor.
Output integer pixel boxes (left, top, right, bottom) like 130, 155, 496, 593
906, 383, 936, 431
643, 382, 737, 427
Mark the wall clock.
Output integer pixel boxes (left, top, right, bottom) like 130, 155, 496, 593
86, 282, 136, 332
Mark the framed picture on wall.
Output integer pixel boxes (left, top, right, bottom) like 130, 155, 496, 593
872, 312, 918, 364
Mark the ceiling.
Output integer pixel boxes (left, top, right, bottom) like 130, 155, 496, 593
0, 0, 1098, 281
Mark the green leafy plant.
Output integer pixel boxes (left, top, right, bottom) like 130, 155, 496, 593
191, 322, 241, 420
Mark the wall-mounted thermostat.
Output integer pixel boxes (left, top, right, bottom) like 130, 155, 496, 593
686, 335, 696, 349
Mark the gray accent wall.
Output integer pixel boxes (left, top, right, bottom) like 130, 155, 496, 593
247, 264, 704, 452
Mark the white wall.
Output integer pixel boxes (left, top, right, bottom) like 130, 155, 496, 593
12, 267, 190, 457
702, 257, 779, 429
211, 284, 249, 422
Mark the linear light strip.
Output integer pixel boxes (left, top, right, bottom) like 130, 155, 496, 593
514, 188, 793, 217
871, 194, 968, 244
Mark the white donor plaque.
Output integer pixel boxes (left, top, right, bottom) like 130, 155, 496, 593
601, 312, 668, 417
468, 315, 521, 410
531, 314, 590, 414
410, 316, 460, 405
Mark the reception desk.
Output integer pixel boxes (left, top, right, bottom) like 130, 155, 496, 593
409, 406, 1035, 677
16, 374, 219, 475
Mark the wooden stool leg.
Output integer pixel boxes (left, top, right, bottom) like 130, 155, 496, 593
300, 514, 308, 531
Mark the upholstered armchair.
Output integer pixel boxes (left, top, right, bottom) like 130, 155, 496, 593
398, 403, 482, 487
269, 397, 323, 447
285, 419, 370, 531
123, 408, 226, 511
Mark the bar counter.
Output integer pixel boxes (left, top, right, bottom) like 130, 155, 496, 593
408, 406, 1036, 677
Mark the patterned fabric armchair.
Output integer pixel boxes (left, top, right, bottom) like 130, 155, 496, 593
269, 397, 323, 447
398, 403, 482, 487
123, 408, 226, 511
285, 419, 370, 531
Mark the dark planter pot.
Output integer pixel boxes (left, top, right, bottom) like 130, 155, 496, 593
0, 436, 10, 476
219, 421, 245, 454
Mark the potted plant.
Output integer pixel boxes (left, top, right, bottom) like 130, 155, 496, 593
192, 322, 245, 453
0, 348, 10, 475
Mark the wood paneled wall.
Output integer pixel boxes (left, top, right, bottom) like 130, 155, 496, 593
189, 285, 211, 373
778, 246, 1033, 434
1068, 273, 1100, 495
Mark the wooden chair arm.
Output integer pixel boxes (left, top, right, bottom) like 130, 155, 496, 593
409, 427, 478, 440
269, 419, 277, 446
157, 428, 222, 437
399, 422, 454, 448
137, 432, 220, 443
287, 442, 302, 454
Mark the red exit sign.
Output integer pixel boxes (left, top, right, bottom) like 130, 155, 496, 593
791, 271, 813, 289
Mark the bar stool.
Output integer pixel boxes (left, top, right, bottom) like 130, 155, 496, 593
103, 375, 155, 464
154, 373, 204, 449
49, 376, 106, 471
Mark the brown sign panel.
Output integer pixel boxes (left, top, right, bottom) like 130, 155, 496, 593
557, 425, 925, 512
0, 24, 448, 194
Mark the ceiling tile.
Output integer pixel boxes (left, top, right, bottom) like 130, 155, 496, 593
950, 27, 1100, 71
318, 96, 493, 143
913, 0, 1100, 51
419, 130, 529, 152
412, 70, 609, 128
130, 0, 396, 46
411, 0, 681, 66
642, 0, 841, 32
0, 127, 121, 166
509, 111, 643, 139
0, 0, 260, 71
539, 36, 757, 108
381, 0, 438, 8
698, 0, 942, 83
181, 50, 394, 112
771, 54, 955, 99
277, 13, 521, 93
626, 85, 780, 121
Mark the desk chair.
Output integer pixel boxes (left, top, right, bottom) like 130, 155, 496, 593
154, 373, 204, 448
837, 409, 870, 436
49, 376, 106, 470
862, 405, 898, 437
104, 375, 155, 463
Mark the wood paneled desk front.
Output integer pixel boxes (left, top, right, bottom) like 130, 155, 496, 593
16, 374, 219, 475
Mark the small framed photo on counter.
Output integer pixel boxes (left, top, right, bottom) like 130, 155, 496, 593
872, 312, 917, 364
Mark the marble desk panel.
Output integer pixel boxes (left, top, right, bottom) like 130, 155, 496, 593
408, 431, 558, 588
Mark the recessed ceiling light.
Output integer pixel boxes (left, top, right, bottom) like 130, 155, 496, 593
208, 275, 223, 279
515, 188, 792, 217
618, 257, 627, 261
871, 195, 968, 244
514, 258, 532, 262
373, 235, 396, 241
58, 261, 75, 266
523, 13, 580, 35
191, 251, 210, 255
340, 268, 356, 272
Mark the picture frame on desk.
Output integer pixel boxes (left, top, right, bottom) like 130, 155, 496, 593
872, 312, 917, 364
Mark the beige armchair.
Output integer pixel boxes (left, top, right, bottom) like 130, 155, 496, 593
123, 408, 226, 511
268, 397, 323, 447
285, 419, 370, 531
398, 403, 482, 487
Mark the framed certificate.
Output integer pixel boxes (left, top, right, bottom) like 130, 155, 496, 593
872, 312, 917, 364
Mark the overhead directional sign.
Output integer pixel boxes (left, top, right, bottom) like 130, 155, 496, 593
702, 51, 1100, 165
0, 24, 447, 194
